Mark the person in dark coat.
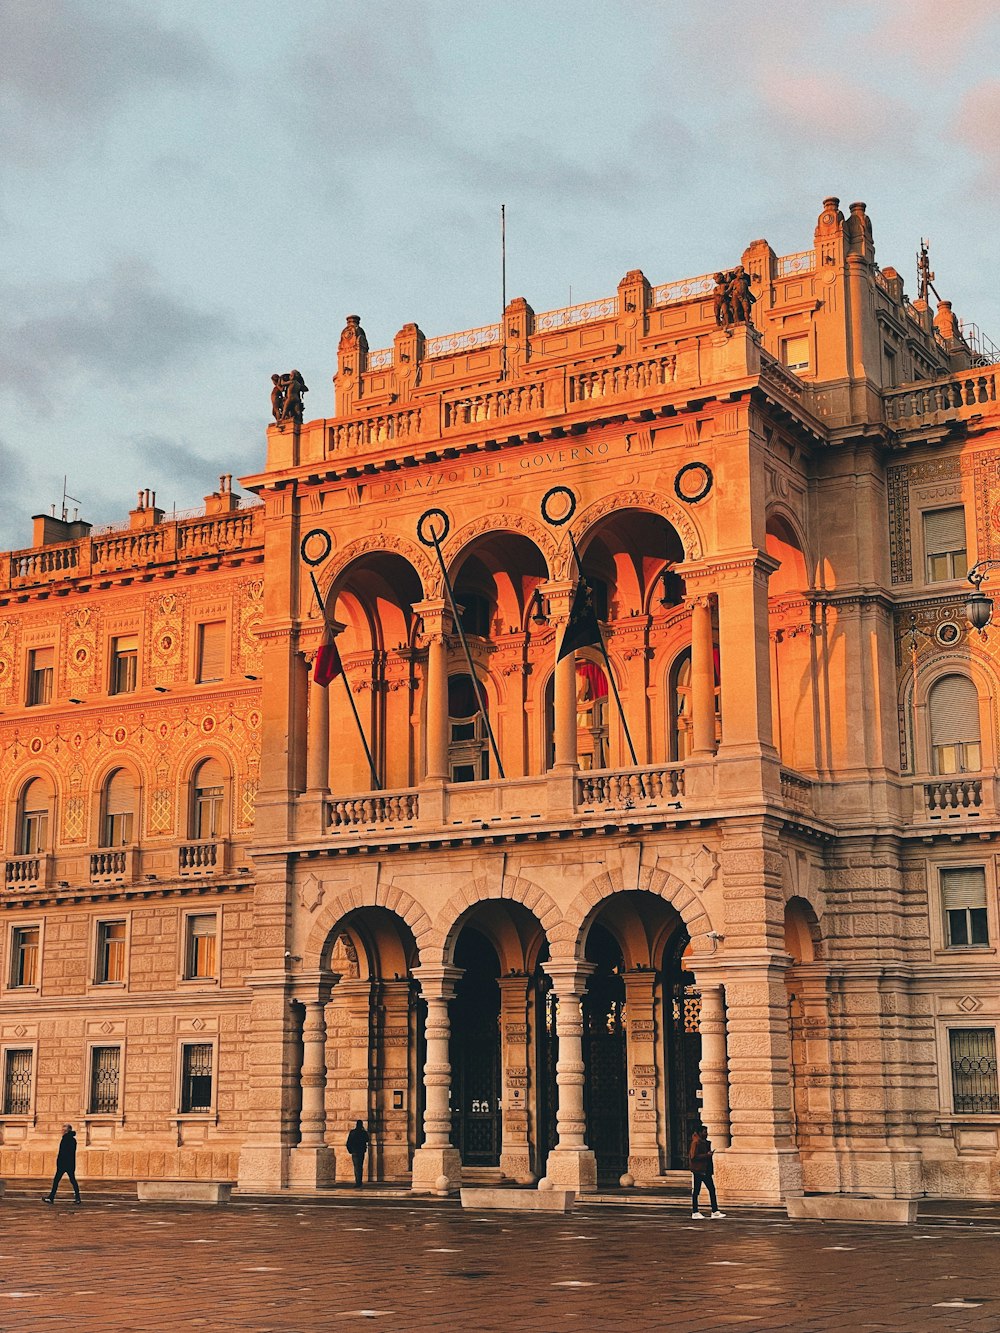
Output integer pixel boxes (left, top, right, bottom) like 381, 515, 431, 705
44, 1124, 81, 1204
346, 1120, 369, 1187
689, 1125, 725, 1219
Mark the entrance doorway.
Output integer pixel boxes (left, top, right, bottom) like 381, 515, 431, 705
583, 923, 628, 1183
450, 927, 501, 1166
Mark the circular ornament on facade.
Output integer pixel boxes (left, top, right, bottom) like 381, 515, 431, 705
201, 716, 216, 734
540, 486, 577, 526
822, 212, 836, 226
416, 508, 450, 546
114, 727, 127, 745
674, 462, 713, 504
29, 737, 43, 754
300, 528, 333, 567
74, 646, 89, 666
159, 633, 174, 653
935, 620, 962, 647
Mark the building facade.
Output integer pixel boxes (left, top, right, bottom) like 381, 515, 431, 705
2, 197, 999, 1203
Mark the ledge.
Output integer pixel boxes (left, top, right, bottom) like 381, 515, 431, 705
137, 1180, 231, 1204
786, 1195, 917, 1225
460, 1186, 575, 1212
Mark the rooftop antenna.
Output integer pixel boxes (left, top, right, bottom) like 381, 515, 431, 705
61, 476, 82, 524
500, 203, 507, 381
917, 238, 940, 304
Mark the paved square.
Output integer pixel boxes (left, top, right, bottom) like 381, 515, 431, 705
1, 1198, 998, 1331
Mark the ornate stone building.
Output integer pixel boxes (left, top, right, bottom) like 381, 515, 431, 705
2, 197, 999, 1204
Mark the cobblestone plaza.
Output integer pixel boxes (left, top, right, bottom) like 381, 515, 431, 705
1, 1195, 999, 1331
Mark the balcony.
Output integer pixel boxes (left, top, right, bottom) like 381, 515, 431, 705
4, 854, 49, 892
178, 840, 226, 876
89, 848, 136, 885
921, 776, 988, 820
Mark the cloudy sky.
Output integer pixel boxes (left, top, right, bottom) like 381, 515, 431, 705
2, 0, 998, 550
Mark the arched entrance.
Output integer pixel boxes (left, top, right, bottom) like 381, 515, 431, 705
580, 891, 704, 1183
320, 906, 422, 1183
446, 900, 554, 1181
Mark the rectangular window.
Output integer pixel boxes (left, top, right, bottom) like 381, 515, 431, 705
883, 345, 898, 387
181, 1043, 213, 1113
924, 507, 968, 583
89, 1046, 121, 1114
2, 1049, 33, 1115
195, 786, 224, 841
196, 622, 226, 684
10, 927, 39, 988
950, 1028, 999, 1114
185, 914, 217, 980
96, 920, 126, 983
28, 647, 54, 706
110, 634, 138, 695
781, 334, 810, 372
941, 867, 989, 947
21, 808, 48, 856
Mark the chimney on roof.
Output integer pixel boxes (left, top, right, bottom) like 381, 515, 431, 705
31, 512, 93, 548
130, 488, 164, 530
204, 473, 240, 516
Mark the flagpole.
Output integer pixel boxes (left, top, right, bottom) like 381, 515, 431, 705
500, 203, 507, 382
565, 530, 640, 770
427, 529, 506, 781
307, 569, 381, 792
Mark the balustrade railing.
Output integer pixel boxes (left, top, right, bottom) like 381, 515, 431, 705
10, 543, 79, 583
177, 510, 260, 555
535, 295, 617, 333
328, 791, 420, 829
651, 272, 716, 307
776, 250, 816, 277
424, 324, 500, 358
780, 769, 813, 812
178, 840, 220, 874
443, 382, 544, 427
91, 529, 166, 570
576, 765, 684, 809
367, 347, 393, 370
884, 371, 998, 426
925, 778, 983, 814
329, 407, 424, 452
569, 356, 676, 402
89, 849, 129, 881
4, 855, 44, 890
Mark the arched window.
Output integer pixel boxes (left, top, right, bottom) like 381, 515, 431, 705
192, 758, 226, 839
575, 660, 608, 770
929, 675, 982, 775
669, 650, 692, 762
101, 769, 135, 847
19, 778, 52, 855
448, 674, 488, 783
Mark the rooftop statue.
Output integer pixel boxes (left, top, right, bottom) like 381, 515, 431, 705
271, 369, 309, 428
713, 267, 756, 330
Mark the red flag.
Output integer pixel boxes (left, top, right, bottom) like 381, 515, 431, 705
313, 622, 343, 687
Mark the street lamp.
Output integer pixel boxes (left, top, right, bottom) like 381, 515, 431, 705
965, 561, 1000, 637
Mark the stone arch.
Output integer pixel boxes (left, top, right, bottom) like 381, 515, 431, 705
784, 894, 823, 963
901, 651, 999, 775
435, 872, 564, 962
557, 488, 704, 578
301, 875, 435, 966
559, 856, 715, 957
319, 533, 434, 603
439, 512, 557, 590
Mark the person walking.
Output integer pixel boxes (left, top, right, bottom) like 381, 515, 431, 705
44, 1124, 81, 1204
346, 1119, 369, 1187
689, 1125, 725, 1219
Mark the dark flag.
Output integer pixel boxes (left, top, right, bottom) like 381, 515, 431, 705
313, 620, 343, 687
557, 577, 603, 662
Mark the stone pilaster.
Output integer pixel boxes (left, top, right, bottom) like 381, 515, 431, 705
623, 969, 661, 1181
373, 979, 413, 1180
288, 971, 338, 1188
694, 978, 731, 1150
498, 974, 534, 1182
541, 960, 597, 1191
410, 966, 463, 1192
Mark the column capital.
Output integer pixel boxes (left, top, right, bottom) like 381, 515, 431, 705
413, 964, 464, 1001
291, 968, 341, 1004
541, 959, 595, 995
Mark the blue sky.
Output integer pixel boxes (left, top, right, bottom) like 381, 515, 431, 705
2, 0, 999, 550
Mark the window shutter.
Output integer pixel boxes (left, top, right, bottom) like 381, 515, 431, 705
32, 647, 54, 670
114, 634, 138, 653
941, 867, 987, 910
22, 777, 51, 814
198, 622, 226, 682
105, 768, 135, 817
195, 757, 226, 792
929, 675, 980, 746
923, 507, 966, 554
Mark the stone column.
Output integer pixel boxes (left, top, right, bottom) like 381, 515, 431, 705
498, 974, 533, 1183
373, 978, 413, 1181
623, 969, 661, 1182
415, 600, 450, 783
689, 594, 716, 757
696, 981, 731, 1150
306, 667, 331, 792
541, 960, 597, 1191
411, 966, 463, 1192
543, 582, 578, 818
289, 971, 339, 1188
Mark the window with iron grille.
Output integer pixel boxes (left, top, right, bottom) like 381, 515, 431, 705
10, 927, 39, 988
3, 1049, 33, 1115
940, 868, 990, 948
950, 1028, 999, 1114
184, 915, 217, 980
181, 1043, 213, 1113
96, 920, 126, 983
89, 1046, 121, 1114
27, 647, 53, 706
110, 634, 138, 695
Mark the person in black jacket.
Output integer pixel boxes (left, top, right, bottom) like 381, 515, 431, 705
44, 1124, 81, 1204
346, 1120, 369, 1187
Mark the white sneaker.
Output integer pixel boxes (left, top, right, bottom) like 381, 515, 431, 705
691, 1211, 705, 1219
711, 1211, 727, 1218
